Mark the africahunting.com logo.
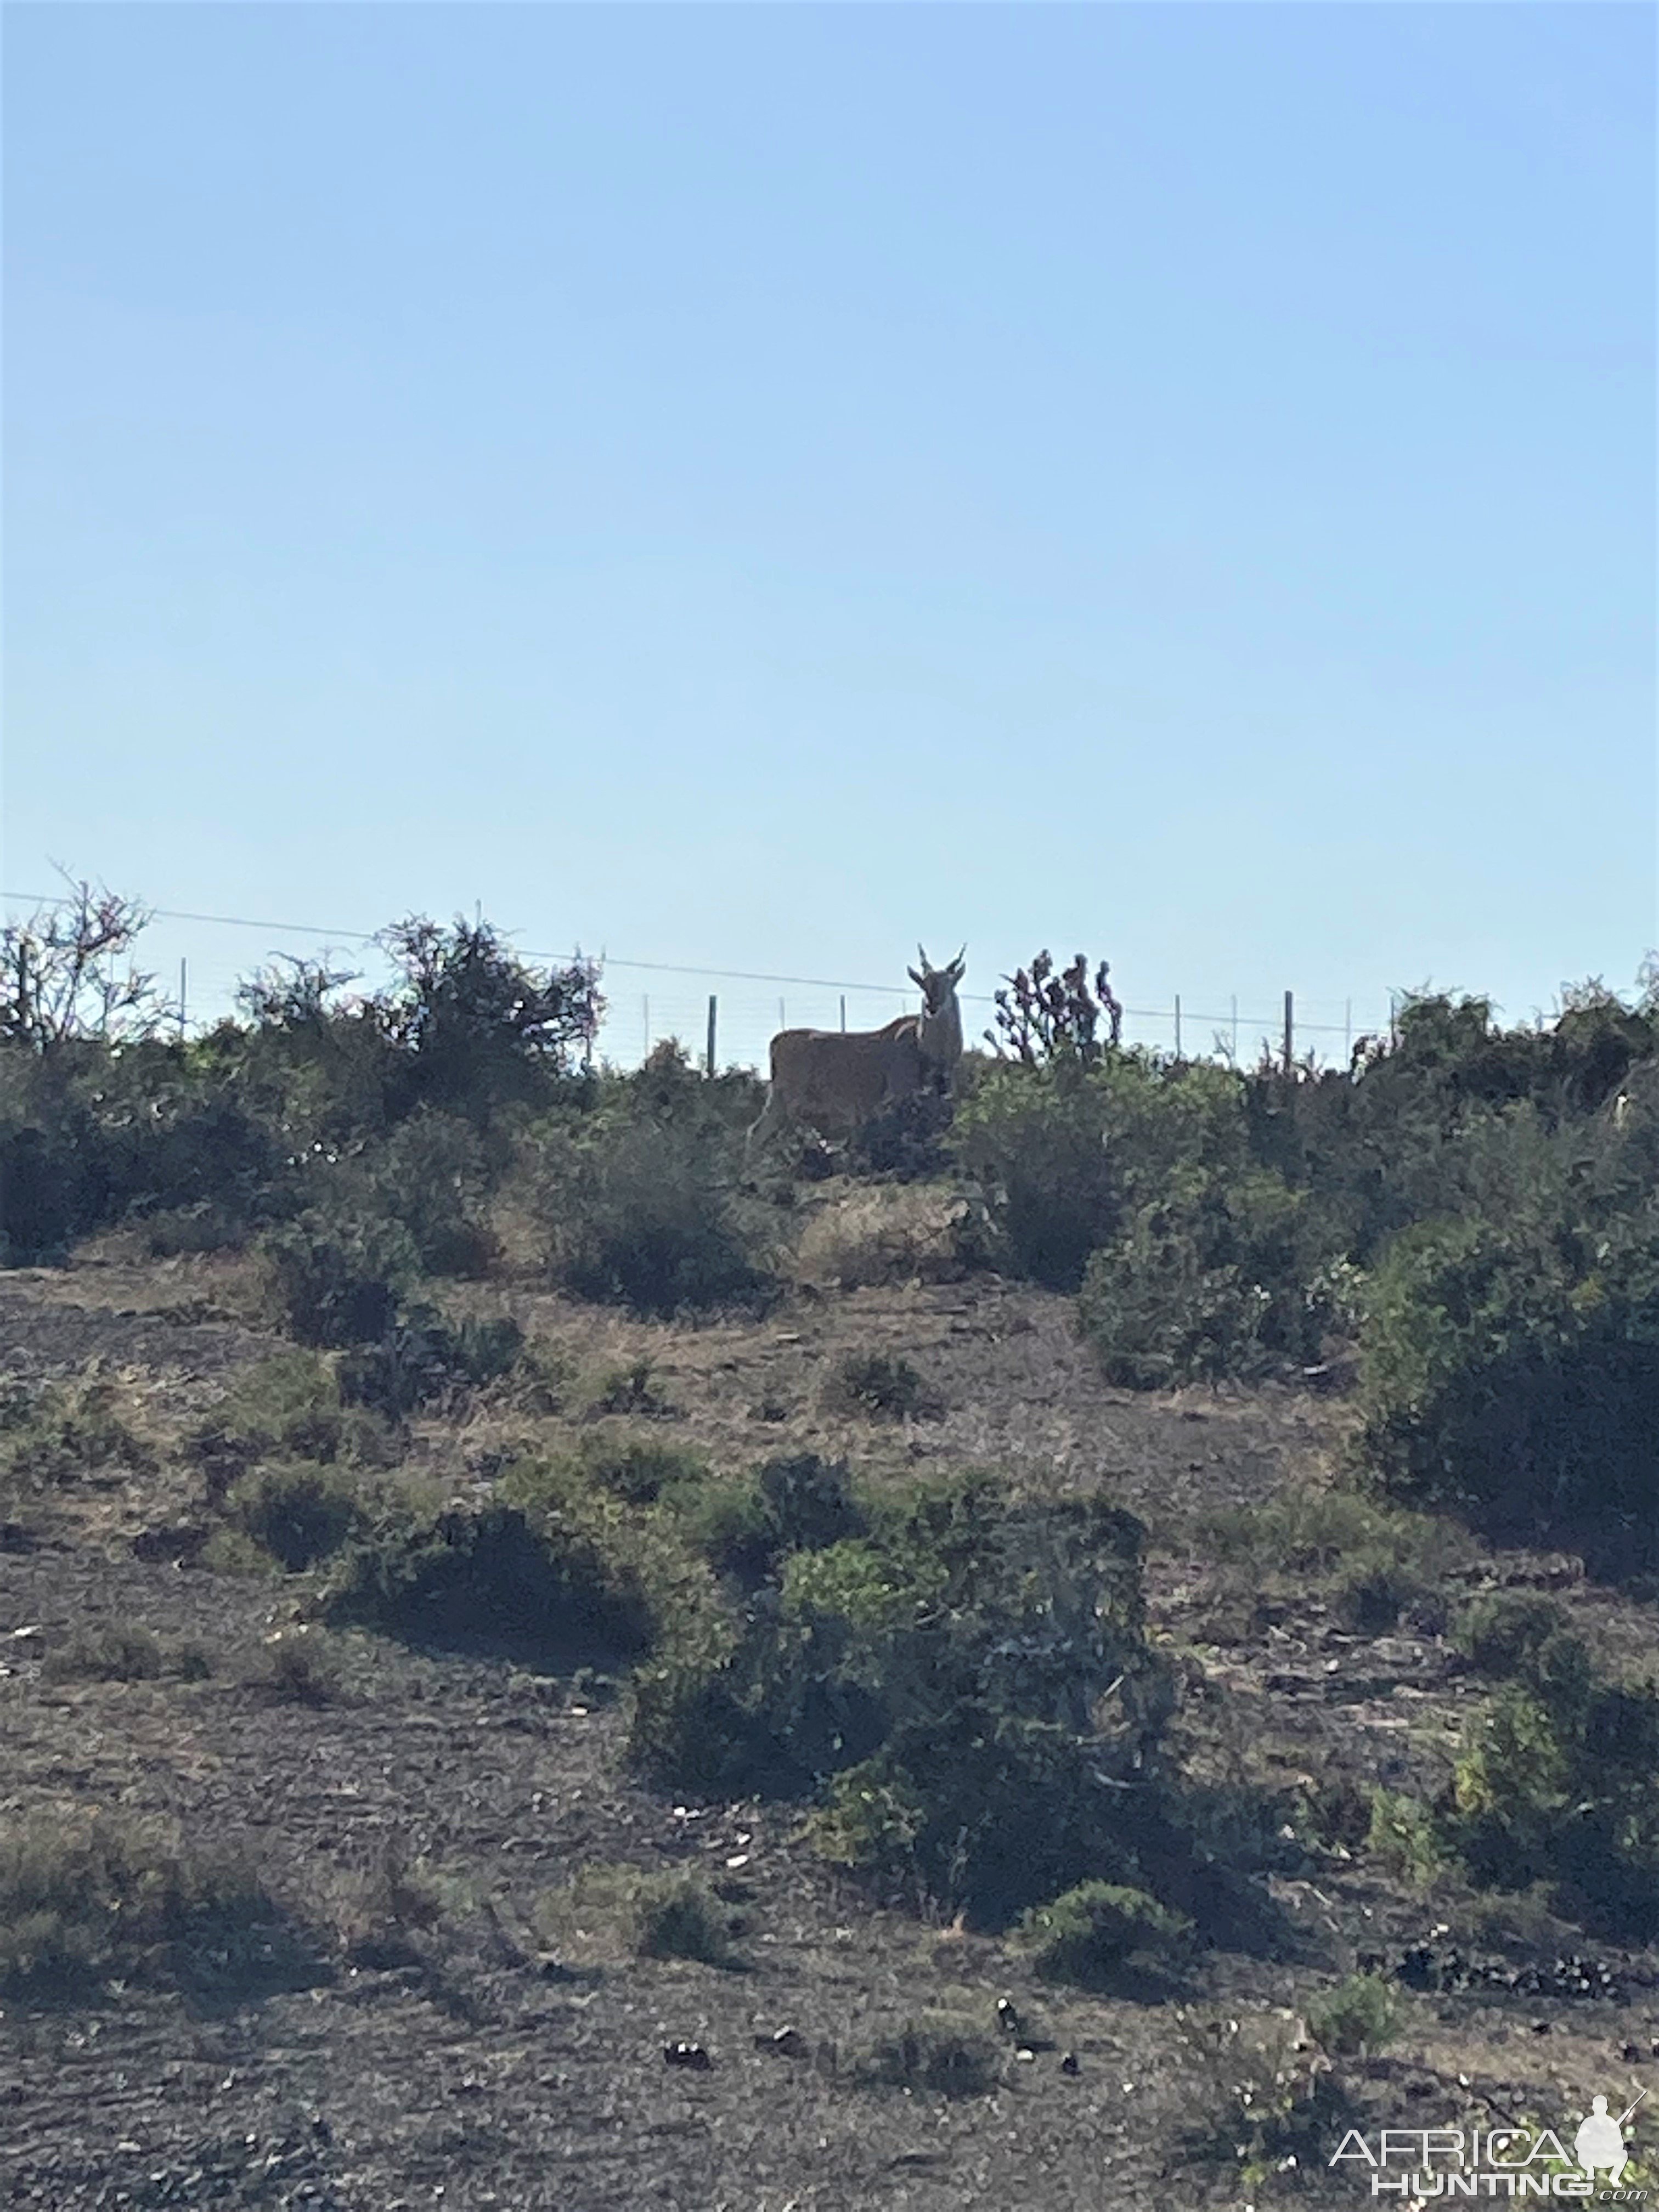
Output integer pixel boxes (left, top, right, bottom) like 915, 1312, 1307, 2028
1330, 2090, 1649, 2199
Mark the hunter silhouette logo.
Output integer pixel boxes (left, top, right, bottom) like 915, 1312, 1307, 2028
1329, 2087, 1649, 2197
1576, 2092, 1644, 2185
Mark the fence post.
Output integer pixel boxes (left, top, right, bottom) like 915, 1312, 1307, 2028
840, 994, 847, 1032
1345, 998, 1352, 1064
179, 958, 188, 1044
1283, 990, 1294, 1074
706, 995, 717, 1076
778, 996, 786, 1035
1231, 995, 1238, 1060
1173, 995, 1182, 1060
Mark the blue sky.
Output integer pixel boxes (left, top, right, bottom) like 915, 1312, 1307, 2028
4, 3, 1654, 1063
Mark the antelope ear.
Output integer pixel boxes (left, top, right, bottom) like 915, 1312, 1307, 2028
949, 951, 967, 981
907, 966, 924, 988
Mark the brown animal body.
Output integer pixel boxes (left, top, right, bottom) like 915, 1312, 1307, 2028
746, 1014, 925, 1157
746, 947, 966, 1161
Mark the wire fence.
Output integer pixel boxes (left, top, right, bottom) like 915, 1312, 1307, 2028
2, 888, 1391, 1071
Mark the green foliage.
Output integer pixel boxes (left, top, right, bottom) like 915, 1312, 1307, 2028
346, 1108, 501, 1276
630, 1471, 1175, 1931
1015, 1880, 1193, 1986
675, 1452, 867, 1590
1357, 1186, 1659, 1573
1365, 1789, 1443, 1887
1308, 1972, 1403, 2057
188, 1352, 394, 1500
952, 1052, 1262, 1296
336, 1304, 523, 1418
851, 2014, 1001, 2097
1452, 1593, 1570, 1680
1448, 1640, 1659, 1937
0, 1812, 286, 1996
260, 1211, 418, 1347
373, 915, 602, 1124
821, 1350, 937, 1420
527, 1084, 772, 1317
564, 1427, 713, 1509
1077, 1164, 1321, 1386
0, 1373, 154, 1494
323, 1496, 668, 1668
228, 1461, 364, 1572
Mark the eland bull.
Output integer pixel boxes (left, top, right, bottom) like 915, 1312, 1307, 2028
745, 946, 966, 1161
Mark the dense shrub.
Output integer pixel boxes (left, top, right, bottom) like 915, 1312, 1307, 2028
228, 1462, 364, 1572
323, 1499, 664, 1667
952, 1054, 1260, 1295
565, 1428, 713, 1509
1015, 1880, 1193, 1986
188, 1352, 395, 1501
1448, 1640, 1659, 1939
676, 1452, 867, 1589
631, 1472, 1178, 1929
821, 1350, 938, 1421
1308, 1972, 1403, 2056
337, 1304, 523, 1418
1077, 1165, 1321, 1386
529, 1107, 771, 1317
260, 1212, 419, 1347
1357, 1192, 1659, 1573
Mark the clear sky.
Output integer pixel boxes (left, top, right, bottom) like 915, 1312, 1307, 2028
4, 2, 1655, 1064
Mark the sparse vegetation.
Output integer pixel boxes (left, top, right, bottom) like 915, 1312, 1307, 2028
850, 2012, 1001, 2096
540, 1865, 740, 1968
0, 1812, 294, 1996
820, 1348, 938, 1420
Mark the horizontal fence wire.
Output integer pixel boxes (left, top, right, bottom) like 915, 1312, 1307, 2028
2, 888, 1388, 1070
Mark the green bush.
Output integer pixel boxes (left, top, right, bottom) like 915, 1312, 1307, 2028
1449, 1650, 1659, 1938
1308, 1972, 1403, 2056
0, 1813, 292, 1996
1364, 1789, 1443, 1886
1452, 1593, 1570, 1680
952, 1053, 1259, 1294
260, 1211, 419, 1347
821, 1350, 937, 1420
188, 1352, 396, 1504
353, 1107, 501, 1276
323, 1500, 658, 1667
539, 1114, 772, 1317
675, 1452, 867, 1590
1077, 1165, 1321, 1386
567, 1427, 713, 1509
0, 1373, 154, 1493
1015, 1880, 1193, 1985
228, 1462, 364, 1572
631, 1476, 1174, 1930
1357, 1196, 1659, 1573
337, 1304, 523, 1418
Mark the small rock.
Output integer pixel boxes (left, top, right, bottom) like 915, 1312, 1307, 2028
664, 2041, 711, 2071
1060, 2052, 1080, 2076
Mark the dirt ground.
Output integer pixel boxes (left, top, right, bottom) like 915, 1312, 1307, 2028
1, 1251, 1655, 2210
